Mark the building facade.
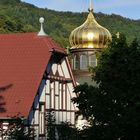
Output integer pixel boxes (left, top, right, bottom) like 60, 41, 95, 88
0, 30, 77, 139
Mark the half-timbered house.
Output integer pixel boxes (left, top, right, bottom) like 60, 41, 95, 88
0, 18, 77, 139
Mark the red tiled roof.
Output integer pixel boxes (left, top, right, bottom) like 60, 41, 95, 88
0, 32, 65, 118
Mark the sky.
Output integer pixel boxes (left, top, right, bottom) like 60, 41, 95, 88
21, 0, 140, 20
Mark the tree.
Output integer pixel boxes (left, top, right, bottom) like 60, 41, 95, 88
0, 118, 34, 140
46, 111, 56, 140
45, 111, 77, 140
57, 122, 77, 140
72, 34, 140, 140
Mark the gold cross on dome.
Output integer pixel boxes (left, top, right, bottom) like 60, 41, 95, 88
89, 0, 93, 11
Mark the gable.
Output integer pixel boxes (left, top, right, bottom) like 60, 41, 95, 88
29, 55, 77, 126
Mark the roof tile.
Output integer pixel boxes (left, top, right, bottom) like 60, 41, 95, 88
0, 32, 65, 118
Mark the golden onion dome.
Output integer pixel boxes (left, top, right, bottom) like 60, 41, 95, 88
69, 8, 111, 49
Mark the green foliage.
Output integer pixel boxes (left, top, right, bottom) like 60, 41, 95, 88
0, 118, 34, 140
72, 34, 140, 140
0, 0, 20, 5
46, 111, 56, 140
57, 122, 77, 140
46, 111, 77, 140
0, 1, 139, 47
0, 14, 24, 33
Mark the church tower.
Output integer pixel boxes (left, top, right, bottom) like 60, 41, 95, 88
69, 0, 111, 84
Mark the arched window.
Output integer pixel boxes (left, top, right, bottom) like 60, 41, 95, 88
73, 55, 78, 70
89, 54, 97, 67
80, 54, 88, 70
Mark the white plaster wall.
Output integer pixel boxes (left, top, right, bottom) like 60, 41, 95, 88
58, 64, 63, 77
52, 63, 57, 75
61, 60, 70, 78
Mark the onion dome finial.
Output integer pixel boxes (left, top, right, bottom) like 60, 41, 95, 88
69, 0, 111, 49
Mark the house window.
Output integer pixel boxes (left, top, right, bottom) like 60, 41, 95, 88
80, 54, 88, 70
89, 54, 97, 67
73, 55, 78, 70
39, 103, 45, 135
